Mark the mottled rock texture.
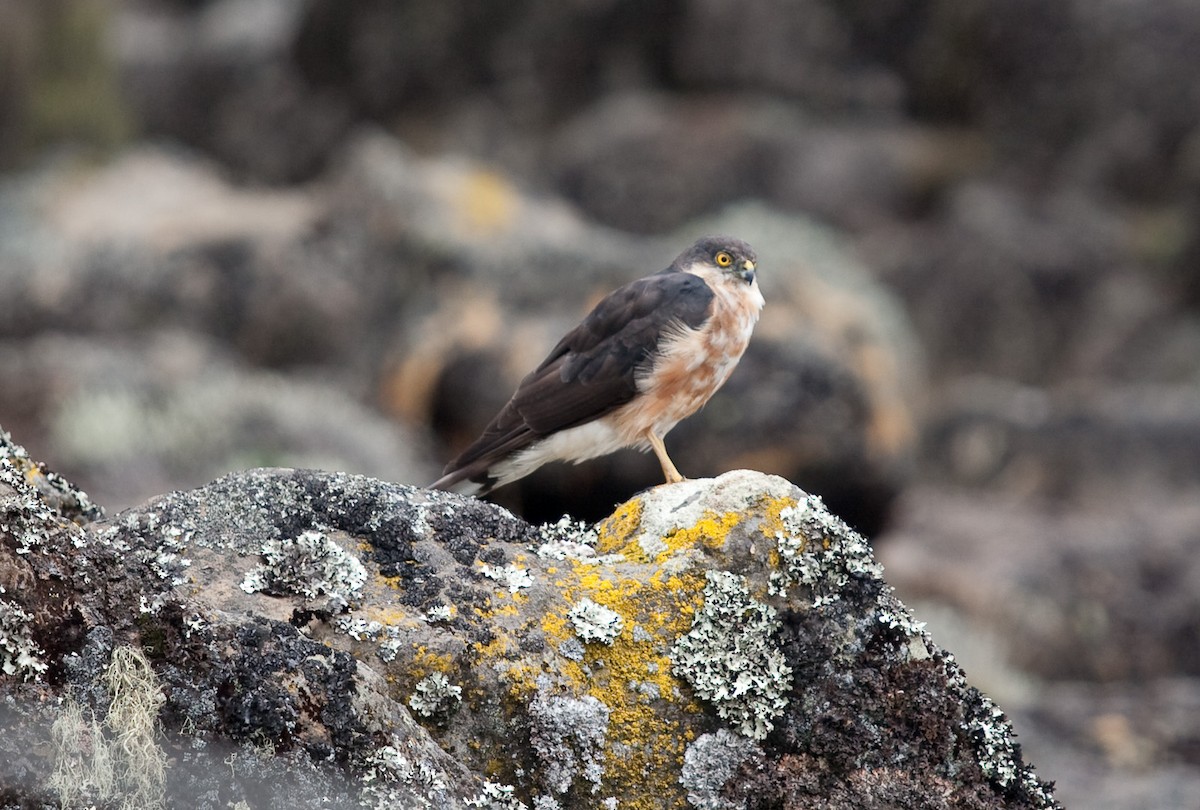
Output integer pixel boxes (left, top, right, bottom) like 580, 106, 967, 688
0, 429, 1057, 809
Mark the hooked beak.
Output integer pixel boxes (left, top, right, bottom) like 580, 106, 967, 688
737, 259, 756, 284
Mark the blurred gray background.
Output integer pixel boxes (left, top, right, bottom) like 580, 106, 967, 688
2, 1, 1200, 807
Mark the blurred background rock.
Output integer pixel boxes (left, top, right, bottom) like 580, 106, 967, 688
1, 1, 1198, 806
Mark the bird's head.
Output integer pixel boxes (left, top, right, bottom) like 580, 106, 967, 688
677, 236, 758, 285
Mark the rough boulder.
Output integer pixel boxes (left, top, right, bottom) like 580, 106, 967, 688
0, 429, 1057, 809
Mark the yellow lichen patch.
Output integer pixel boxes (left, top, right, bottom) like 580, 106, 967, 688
465, 498, 786, 807
594, 498, 644, 556
658, 510, 743, 562
757, 495, 799, 540
358, 604, 418, 629
374, 571, 408, 593
409, 646, 456, 680
473, 601, 559, 702
472, 630, 517, 668
597, 497, 745, 568
540, 608, 570, 642
344, 606, 426, 651
390, 642, 468, 715
483, 757, 507, 780
759, 495, 802, 565
532, 555, 710, 809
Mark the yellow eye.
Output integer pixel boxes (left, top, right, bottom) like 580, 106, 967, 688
715, 251, 733, 267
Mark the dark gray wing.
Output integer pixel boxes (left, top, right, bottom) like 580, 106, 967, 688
433, 270, 714, 491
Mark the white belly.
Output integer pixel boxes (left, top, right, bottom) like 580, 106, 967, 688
487, 420, 628, 488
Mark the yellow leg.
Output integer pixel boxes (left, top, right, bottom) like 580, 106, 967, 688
647, 433, 686, 484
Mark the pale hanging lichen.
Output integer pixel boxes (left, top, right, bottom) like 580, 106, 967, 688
48, 646, 166, 810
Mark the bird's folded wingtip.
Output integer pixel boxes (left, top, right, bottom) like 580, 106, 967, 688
429, 469, 489, 497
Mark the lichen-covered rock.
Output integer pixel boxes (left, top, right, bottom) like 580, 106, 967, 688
0, 429, 1057, 809
0, 431, 481, 809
